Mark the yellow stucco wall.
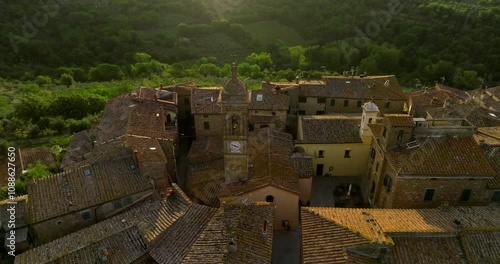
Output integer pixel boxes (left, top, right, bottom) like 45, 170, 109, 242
219, 185, 299, 231
296, 141, 371, 177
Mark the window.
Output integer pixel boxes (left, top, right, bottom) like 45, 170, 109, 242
375, 162, 379, 173
344, 150, 351, 158
344, 100, 349, 107
81, 210, 91, 220
113, 201, 122, 209
272, 111, 276, 116
460, 189, 472, 202
316, 111, 325, 115
203, 121, 210, 130
368, 118, 373, 124
266, 195, 274, 203
256, 94, 263, 101
124, 196, 133, 205
318, 97, 326, 103
298, 110, 306, 115
184, 97, 190, 105
330, 100, 336, 107
383, 175, 392, 192
385, 101, 390, 108
357, 100, 362, 107
299, 96, 307, 103
370, 148, 376, 160
203, 114, 209, 118
397, 130, 404, 141
318, 150, 324, 158
424, 189, 435, 201
492, 191, 500, 202
383, 127, 387, 137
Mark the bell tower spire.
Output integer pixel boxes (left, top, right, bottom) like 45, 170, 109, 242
218, 65, 250, 183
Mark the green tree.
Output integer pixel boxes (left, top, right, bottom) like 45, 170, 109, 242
35, 75, 52, 86
59, 73, 75, 87
13, 95, 49, 123
89, 63, 125, 81
245, 52, 273, 70
453, 69, 481, 90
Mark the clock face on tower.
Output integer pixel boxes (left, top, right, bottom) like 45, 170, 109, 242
229, 141, 241, 153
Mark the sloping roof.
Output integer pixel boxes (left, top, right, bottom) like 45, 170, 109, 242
460, 230, 500, 264
219, 128, 299, 197
384, 114, 415, 127
249, 89, 289, 110
427, 103, 500, 127
301, 206, 500, 264
291, 152, 314, 178
297, 115, 362, 144
323, 75, 407, 101
60, 131, 93, 169
18, 148, 55, 170
481, 145, 500, 189
408, 84, 468, 117
191, 87, 221, 114
301, 208, 382, 264
187, 136, 223, 163
0, 195, 28, 230
474, 126, 500, 146
187, 159, 225, 207
164, 82, 195, 96
391, 236, 464, 264
28, 156, 152, 223
15, 185, 204, 264
386, 136, 496, 177
0, 153, 22, 187
181, 201, 274, 264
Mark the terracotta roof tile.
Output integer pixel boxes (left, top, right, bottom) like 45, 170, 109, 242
386, 136, 496, 177
408, 84, 469, 117
18, 148, 55, 170
481, 145, 500, 188
15, 184, 195, 264
0, 195, 28, 230
60, 131, 93, 169
182, 201, 274, 264
187, 159, 225, 207
220, 128, 299, 197
291, 152, 314, 178
297, 115, 362, 144
249, 89, 289, 110
28, 156, 152, 223
427, 103, 500, 127
384, 114, 416, 127
191, 88, 221, 114
460, 230, 500, 264
392, 236, 464, 264
323, 75, 407, 101
187, 136, 223, 163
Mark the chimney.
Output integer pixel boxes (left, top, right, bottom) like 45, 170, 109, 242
133, 150, 139, 165
160, 83, 163, 89
295, 75, 300, 84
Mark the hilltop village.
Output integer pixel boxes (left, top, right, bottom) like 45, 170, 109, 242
2, 67, 500, 263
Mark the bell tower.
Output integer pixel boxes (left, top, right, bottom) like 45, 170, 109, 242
218, 65, 250, 183
360, 101, 380, 141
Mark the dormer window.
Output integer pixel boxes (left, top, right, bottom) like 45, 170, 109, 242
256, 94, 263, 101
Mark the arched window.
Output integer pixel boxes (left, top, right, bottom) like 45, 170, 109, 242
266, 195, 274, 203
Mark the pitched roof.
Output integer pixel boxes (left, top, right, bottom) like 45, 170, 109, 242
297, 115, 362, 144
187, 136, 223, 163
408, 84, 469, 117
391, 236, 464, 264
60, 131, 93, 169
323, 75, 407, 101
301, 206, 500, 264
191, 87, 221, 114
28, 156, 152, 223
0, 195, 28, 230
291, 152, 314, 178
386, 136, 496, 177
481, 145, 500, 188
187, 159, 225, 207
474, 126, 500, 146
18, 148, 55, 170
460, 230, 500, 264
249, 89, 289, 110
164, 82, 196, 96
219, 128, 299, 197
181, 201, 274, 264
384, 114, 415, 127
427, 103, 500, 127
16, 185, 207, 264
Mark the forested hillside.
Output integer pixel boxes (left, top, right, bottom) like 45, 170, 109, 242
1, 0, 499, 88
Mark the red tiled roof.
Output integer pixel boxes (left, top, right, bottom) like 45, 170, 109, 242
191, 88, 221, 114
249, 89, 289, 110
384, 114, 415, 127
386, 136, 496, 177
28, 156, 153, 223
18, 148, 55, 170
297, 115, 363, 144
